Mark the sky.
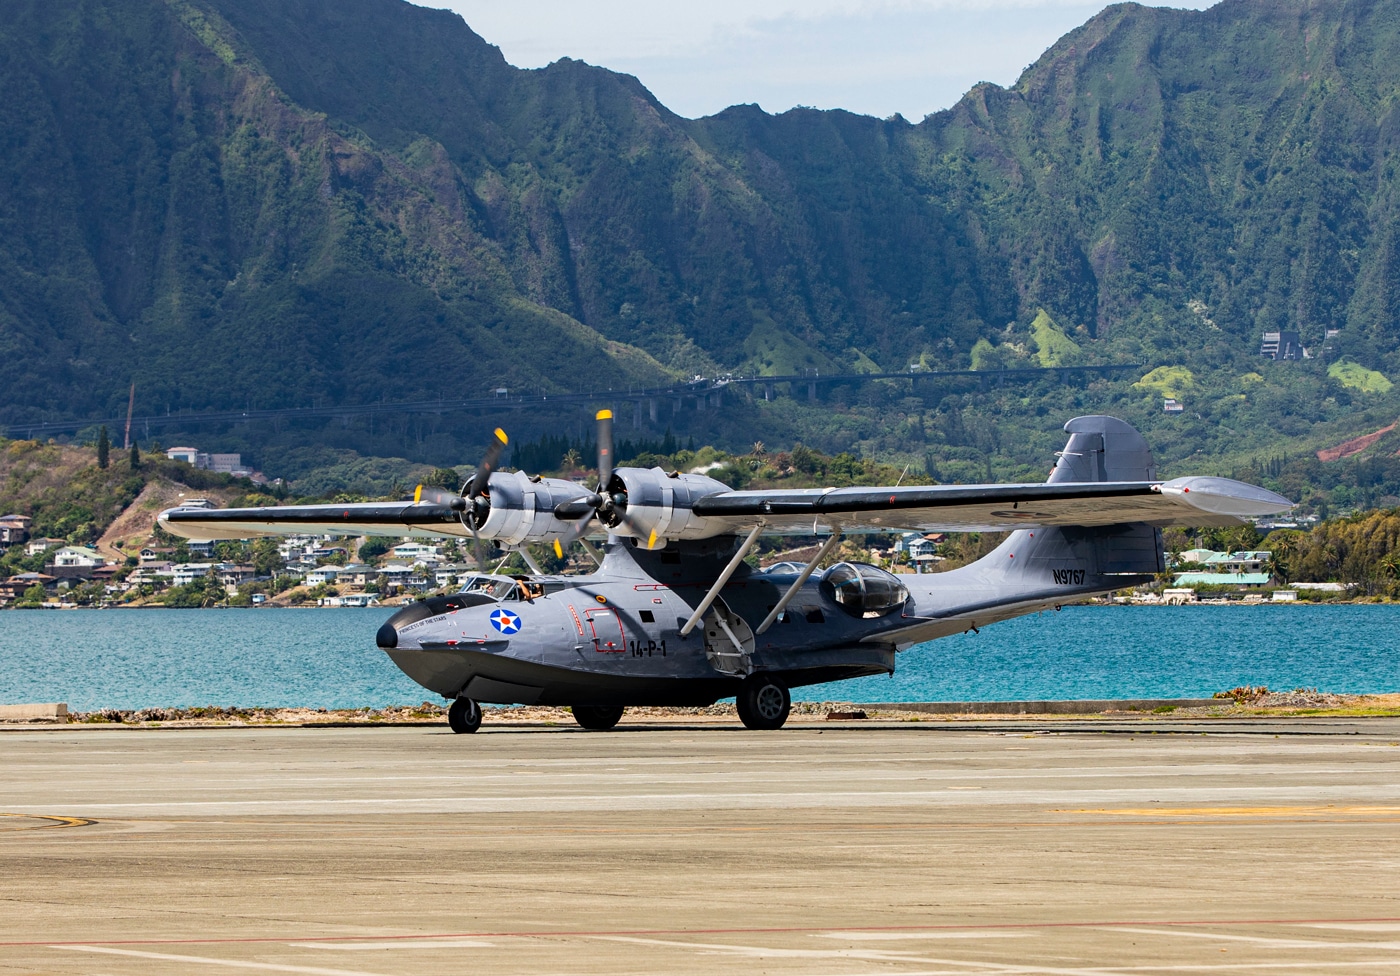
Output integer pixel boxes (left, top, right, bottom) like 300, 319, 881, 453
431, 0, 1217, 121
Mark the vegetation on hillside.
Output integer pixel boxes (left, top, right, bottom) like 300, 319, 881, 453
2, 0, 1400, 489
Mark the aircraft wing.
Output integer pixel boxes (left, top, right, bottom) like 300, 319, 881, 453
159, 502, 469, 541
689, 476, 1292, 533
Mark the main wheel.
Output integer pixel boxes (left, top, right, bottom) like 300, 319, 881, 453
448, 696, 482, 734
571, 705, 625, 731
737, 674, 791, 730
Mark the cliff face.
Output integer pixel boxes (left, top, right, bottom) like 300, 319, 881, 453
2, 0, 1399, 429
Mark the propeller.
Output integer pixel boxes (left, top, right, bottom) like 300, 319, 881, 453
552, 410, 658, 558
415, 427, 508, 569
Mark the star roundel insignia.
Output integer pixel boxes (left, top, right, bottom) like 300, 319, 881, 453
489, 608, 522, 635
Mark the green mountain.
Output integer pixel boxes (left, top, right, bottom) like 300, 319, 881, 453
2, 0, 1400, 485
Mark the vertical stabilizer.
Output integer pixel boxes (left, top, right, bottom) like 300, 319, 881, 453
1047, 416, 1156, 484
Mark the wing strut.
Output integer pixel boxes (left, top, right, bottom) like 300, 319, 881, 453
679, 524, 765, 637
579, 538, 603, 568
516, 548, 545, 575
754, 529, 842, 635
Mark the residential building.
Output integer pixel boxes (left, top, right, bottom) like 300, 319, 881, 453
338, 564, 376, 588
186, 539, 216, 558
0, 514, 32, 546
1260, 330, 1307, 361
1173, 572, 1271, 587
389, 542, 442, 564
216, 564, 256, 588
50, 547, 106, 568
171, 563, 215, 586
305, 566, 342, 586
139, 547, 175, 563
25, 537, 66, 557
1163, 398, 1184, 413
1203, 550, 1271, 574
166, 447, 202, 465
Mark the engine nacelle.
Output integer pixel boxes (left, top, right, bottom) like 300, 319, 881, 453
604, 467, 732, 544
476, 471, 593, 545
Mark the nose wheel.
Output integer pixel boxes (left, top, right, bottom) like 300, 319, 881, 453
571, 705, 625, 731
737, 674, 790, 730
448, 696, 482, 734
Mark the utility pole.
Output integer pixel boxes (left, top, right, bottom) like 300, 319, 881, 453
123, 383, 135, 450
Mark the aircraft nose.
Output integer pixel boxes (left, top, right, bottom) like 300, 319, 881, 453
376, 621, 397, 649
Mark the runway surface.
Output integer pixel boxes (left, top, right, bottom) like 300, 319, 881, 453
4, 717, 1400, 975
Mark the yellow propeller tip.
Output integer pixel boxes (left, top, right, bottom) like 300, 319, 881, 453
414, 485, 423, 502
494, 428, 508, 444
647, 530, 658, 550
553, 539, 563, 559
596, 409, 613, 420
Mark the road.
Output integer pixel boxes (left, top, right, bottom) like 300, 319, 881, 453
3, 717, 1400, 974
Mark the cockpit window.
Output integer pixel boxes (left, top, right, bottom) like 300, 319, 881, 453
459, 576, 518, 601
820, 562, 909, 618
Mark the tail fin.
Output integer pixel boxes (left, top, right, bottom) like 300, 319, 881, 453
1047, 415, 1156, 484
942, 417, 1166, 595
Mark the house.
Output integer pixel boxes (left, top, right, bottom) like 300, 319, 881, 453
389, 542, 442, 564
139, 547, 175, 563
166, 447, 203, 465
1260, 330, 1307, 361
49, 547, 107, 569
7, 572, 57, 593
1176, 548, 1220, 565
176, 498, 215, 510
337, 564, 376, 588
186, 539, 216, 558
216, 564, 256, 588
1163, 398, 1184, 413
25, 537, 66, 557
434, 563, 473, 588
171, 563, 215, 586
305, 566, 342, 586
378, 565, 414, 592
0, 514, 32, 546
1173, 572, 1271, 588
320, 593, 379, 608
1203, 550, 1271, 574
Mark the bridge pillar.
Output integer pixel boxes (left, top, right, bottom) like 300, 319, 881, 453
649, 398, 658, 423
764, 382, 775, 401
633, 400, 643, 429
807, 381, 817, 402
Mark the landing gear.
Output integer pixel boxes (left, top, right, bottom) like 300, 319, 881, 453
571, 705, 625, 731
737, 674, 790, 730
448, 697, 482, 734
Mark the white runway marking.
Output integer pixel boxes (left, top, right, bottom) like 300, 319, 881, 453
1300, 923, 1400, 932
53, 945, 385, 975
814, 930, 1029, 941
286, 939, 493, 950
9, 780, 1400, 816
1111, 926, 1400, 950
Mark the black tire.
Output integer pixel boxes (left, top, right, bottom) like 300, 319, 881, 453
448, 697, 482, 734
737, 674, 791, 730
571, 705, 625, 731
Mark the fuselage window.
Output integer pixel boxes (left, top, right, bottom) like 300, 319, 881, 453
639, 609, 655, 623
805, 608, 825, 624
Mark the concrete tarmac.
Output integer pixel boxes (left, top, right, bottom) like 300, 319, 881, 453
4, 717, 1400, 975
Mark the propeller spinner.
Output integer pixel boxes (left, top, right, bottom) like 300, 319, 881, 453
552, 410, 658, 556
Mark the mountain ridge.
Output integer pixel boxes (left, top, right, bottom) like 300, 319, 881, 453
1, 0, 1398, 480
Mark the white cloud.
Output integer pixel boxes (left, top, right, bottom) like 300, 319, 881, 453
428, 0, 1218, 119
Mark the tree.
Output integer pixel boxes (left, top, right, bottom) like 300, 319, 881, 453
129, 442, 140, 471
96, 426, 110, 469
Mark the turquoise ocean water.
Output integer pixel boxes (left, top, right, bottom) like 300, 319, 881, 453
0, 605, 1396, 711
